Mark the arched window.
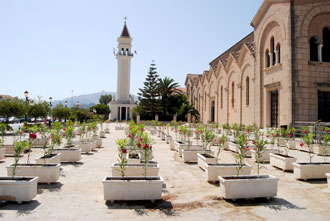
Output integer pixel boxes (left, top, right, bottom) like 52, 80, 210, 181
271, 37, 275, 65
265, 49, 270, 68
126, 48, 129, 55
276, 43, 281, 64
322, 28, 330, 62
246, 77, 250, 106
220, 86, 223, 109
310, 36, 320, 61
231, 82, 235, 108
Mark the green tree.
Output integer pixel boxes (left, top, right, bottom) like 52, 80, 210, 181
75, 109, 93, 123
52, 104, 71, 122
0, 99, 25, 123
90, 104, 111, 120
99, 94, 113, 105
28, 101, 50, 123
158, 77, 181, 116
137, 62, 161, 119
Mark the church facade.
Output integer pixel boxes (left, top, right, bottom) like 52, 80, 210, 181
185, 0, 330, 128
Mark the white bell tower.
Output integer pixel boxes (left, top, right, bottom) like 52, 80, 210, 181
109, 19, 136, 121
116, 21, 133, 102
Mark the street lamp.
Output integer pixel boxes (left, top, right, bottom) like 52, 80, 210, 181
65, 100, 68, 107
49, 97, 53, 127
24, 91, 29, 122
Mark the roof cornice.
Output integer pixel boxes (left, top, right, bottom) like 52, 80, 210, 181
251, 0, 290, 28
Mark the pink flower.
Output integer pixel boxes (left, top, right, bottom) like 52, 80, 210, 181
29, 133, 37, 139
244, 146, 249, 151
288, 133, 293, 138
300, 142, 304, 147
143, 144, 149, 149
253, 147, 257, 151
127, 134, 131, 138
122, 149, 127, 154
63, 128, 66, 131
303, 129, 308, 134
252, 140, 256, 144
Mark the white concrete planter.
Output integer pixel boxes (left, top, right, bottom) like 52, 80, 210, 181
91, 135, 102, 148
288, 140, 296, 150
161, 132, 165, 141
314, 145, 330, 156
35, 153, 61, 164
99, 131, 106, 138
32, 137, 48, 148
0, 148, 5, 160
176, 143, 203, 157
150, 129, 156, 135
205, 163, 252, 182
115, 126, 124, 130
0, 176, 38, 204
6, 163, 60, 184
127, 153, 140, 164
111, 163, 159, 177
219, 175, 279, 200
277, 138, 286, 147
77, 141, 93, 153
170, 140, 176, 151
250, 149, 278, 163
103, 176, 163, 202
269, 153, 296, 171
293, 162, 330, 180
104, 128, 110, 134
52, 148, 81, 162
182, 150, 211, 163
326, 173, 330, 188
124, 127, 129, 135
165, 135, 172, 144
197, 153, 217, 171
2, 144, 15, 155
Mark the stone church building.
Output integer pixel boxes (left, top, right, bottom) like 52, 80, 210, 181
185, 0, 330, 128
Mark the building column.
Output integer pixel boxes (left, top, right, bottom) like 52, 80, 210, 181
269, 52, 273, 66
318, 44, 323, 62
274, 50, 278, 65
126, 107, 128, 121
119, 107, 122, 121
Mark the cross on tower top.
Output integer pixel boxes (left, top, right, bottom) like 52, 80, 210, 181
124, 16, 127, 23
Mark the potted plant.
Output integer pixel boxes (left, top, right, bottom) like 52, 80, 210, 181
104, 136, 163, 202
77, 122, 93, 153
314, 127, 330, 158
0, 122, 14, 155
1, 139, 38, 203
165, 123, 171, 144
251, 132, 277, 163
99, 120, 106, 138
169, 120, 178, 150
293, 131, 330, 180
7, 135, 60, 184
197, 128, 216, 168
52, 122, 81, 163
0, 138, 4, 160
182, 128, 205, 163
219, 133, 279, 200
90, 121, 102, 148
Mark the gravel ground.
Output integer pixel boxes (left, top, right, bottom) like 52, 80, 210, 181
0, 123, 330, 220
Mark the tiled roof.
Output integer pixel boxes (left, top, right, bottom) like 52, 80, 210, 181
209, 32, 254, 69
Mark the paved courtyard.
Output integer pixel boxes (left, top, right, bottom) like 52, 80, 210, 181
1, 123, 330, 220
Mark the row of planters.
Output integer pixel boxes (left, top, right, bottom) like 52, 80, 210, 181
159, 121, 330, 200
0, 120, 109, 204
103, 121, 163, 203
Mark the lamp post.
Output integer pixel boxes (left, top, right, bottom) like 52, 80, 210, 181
24, 90, 29, 122
49, 97, 53, 127
76, 101, 80, 108
64, 100, 68, 122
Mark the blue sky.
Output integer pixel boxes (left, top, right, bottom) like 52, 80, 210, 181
0, 0, 263, 101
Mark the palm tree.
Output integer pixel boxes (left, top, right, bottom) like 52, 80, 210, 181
158, 77, 181, 116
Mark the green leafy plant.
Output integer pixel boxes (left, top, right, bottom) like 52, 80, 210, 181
253, 135, 268, 175
301, 131, 314, 163
12, 140, 29, 178
201, 127, 215, 153
215, 134, 227, 163
236, 133, 249, 176
322, 127, 330, 161
116, 138, 128, 178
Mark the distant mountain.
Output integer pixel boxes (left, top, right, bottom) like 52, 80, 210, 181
53, 91, 138, 109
